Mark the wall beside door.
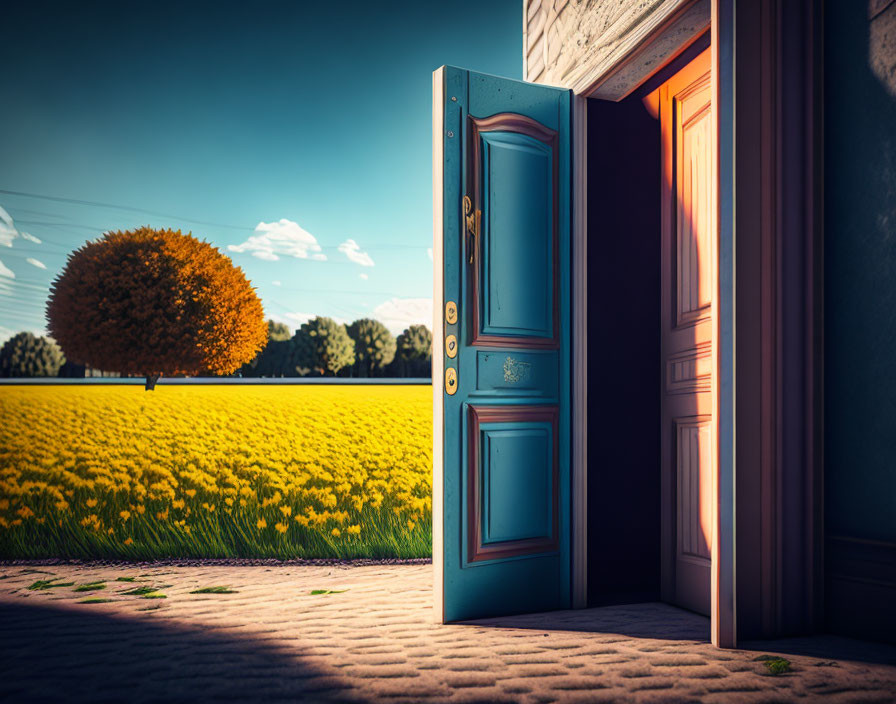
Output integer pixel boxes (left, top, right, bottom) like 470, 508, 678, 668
586, 94, 662, 607
824, 0, 896, 643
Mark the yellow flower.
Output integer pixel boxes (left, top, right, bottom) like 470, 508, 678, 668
257, 518, 267, 529
279, 505, 292, 517
294, 515, 310, 527
331, 527, 341, 537
86, 498, 98, 508
136, 505, 146, 514
225, 497, 234, 507
17, 506, 34, 519
55, 500, 69, 511
0, 499, 9, 510
124, 537, 134, 546
119, 510, 131, 521
347, 524, 361, 535
156, 509, 169, 521
274, 522, 288, 534
185, 489, 197, 498
172, 499, 185, 510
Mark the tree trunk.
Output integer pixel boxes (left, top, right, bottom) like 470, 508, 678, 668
145, 374, 160, 391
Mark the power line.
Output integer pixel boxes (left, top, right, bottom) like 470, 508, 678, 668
5, 205, 431, 250
0, 189, 252, 231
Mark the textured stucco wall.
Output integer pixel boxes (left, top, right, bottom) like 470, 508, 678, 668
523, 0, 708, 97
825, 0, 896, 543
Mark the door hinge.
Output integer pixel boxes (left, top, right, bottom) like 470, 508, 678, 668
463, 195, 480, 265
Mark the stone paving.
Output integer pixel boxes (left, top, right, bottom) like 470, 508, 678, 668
1, 563, 895, 703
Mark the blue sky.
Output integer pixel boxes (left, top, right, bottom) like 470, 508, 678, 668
0, 0, 521, 341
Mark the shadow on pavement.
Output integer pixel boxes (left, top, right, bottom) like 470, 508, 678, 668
0, 601, 352, 703
464, 601, 711, 642
742, 635, 896, 667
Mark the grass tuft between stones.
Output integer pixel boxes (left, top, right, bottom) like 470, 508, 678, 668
190, 586, 238, 594
310, 589, 348, 595
74, 582, 107, 592
27, 579, 74, 591
754, 655, 793, 675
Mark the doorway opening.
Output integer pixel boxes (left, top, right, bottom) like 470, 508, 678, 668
584, 36, 713, 615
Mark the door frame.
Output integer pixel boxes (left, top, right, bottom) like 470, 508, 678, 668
568, 0, 822, 648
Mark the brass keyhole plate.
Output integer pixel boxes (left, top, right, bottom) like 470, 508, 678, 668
445, 301, 458, 325
445, 367, 458, 395
446, 334, 458, 359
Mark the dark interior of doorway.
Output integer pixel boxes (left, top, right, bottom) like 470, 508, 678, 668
585, 92, 661, 607
585, 34, 710, 609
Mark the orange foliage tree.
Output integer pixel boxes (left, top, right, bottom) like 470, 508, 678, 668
46, 227, 268, 390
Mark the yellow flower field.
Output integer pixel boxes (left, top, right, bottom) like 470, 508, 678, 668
0, 384, 433, 559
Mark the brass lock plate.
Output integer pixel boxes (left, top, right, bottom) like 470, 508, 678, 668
446, 334, 458, 359
445, 301, 458, 325
445, 367, 458, 395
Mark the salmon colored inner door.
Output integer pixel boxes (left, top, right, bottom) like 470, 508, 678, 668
659, 48, 714, 617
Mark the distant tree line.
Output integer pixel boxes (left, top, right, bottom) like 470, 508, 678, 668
240, 317, 432, 379
0, 318, 432, 379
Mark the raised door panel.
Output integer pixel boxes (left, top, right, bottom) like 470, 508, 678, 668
469, 114, 559, 349
676, 417, 713, 562
675, 82, 713, 328
467, 405, 559, 563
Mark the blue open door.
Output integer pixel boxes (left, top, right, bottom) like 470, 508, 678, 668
433, 66, 572, 622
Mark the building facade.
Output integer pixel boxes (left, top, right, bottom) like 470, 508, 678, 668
433, 0, 895, 647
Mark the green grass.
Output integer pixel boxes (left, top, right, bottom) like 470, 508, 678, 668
115, 577, 137, 582
140, 592, 167, 599
80, 597, 115, 604
120, 585, 159, 596
190, 586, 238, 594
73, 582, 106, 592
27, 579, 74, 590
754, 655, 793, 675
310, 589, 348, 595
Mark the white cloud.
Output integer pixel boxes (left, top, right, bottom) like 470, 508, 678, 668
372, 297, 433, 335
427, 248, 433, 262
0, 206, 41, 247
272, 280, 281, 286
228, 219, 326, 262
0, 259, 15, 278
337, 239, 374, 267
359, 273, 368, 280
26, 257, 46, 270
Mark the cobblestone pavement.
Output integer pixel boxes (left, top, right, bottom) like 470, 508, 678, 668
1, 563, 894, 703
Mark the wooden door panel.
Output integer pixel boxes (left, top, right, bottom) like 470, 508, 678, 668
676, 417, 713, 562
467, 405, 559, 563
469, 114, 560, 349
660, 48, 713, 617
676, 87, 713, 327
